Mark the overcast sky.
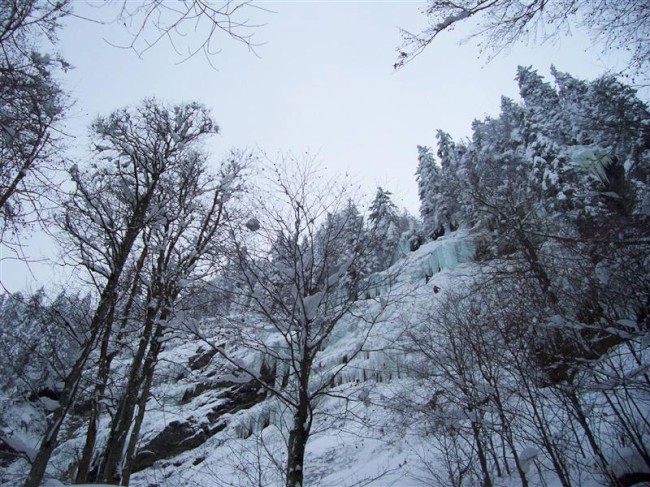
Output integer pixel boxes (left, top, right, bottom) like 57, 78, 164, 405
0, 0, 629, 293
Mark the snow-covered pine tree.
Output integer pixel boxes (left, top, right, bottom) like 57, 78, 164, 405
516, 66, 572, 211
368, 187, 397, 224
367, 187, 402, 271
416, 135, 467, 242
416, 145, 441, 238
435, 129, 466, 233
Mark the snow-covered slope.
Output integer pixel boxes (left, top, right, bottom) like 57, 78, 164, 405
3, 229, 647, 487
124, 230, 478, 487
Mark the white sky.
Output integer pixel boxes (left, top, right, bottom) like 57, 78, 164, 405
0, 0, 629, 293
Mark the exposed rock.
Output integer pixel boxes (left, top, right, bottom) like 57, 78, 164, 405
188, 347, 218, 371
72, 397, 94, 416
181, 379, 238, 404
132, 420, 215, 472
206, 381, 265, 423
132, 379, 266, 473
27, 387, 60, 403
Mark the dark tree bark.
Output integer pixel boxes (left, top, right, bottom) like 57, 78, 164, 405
99, 305, 161, 483
120, 323, 164, 485
286, 356, 313, 487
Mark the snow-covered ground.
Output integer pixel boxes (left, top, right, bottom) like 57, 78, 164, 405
125, 230, 485, 486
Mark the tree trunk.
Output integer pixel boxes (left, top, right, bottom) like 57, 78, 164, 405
76, 302, 116, 483
492, 390, 529, 487
515, 227, 557, 305
521, 377, 572, 487
120, 324, 165, 486
286, 404, 310, 487
286, 356, 312, 487
24, 291, 114, 487
25, 213, 149, 487
471, 421, 492, 487
79, 242, 149, 483
0, 132, 44, 212
100, 305, 158, 483
563, 388, 620, 486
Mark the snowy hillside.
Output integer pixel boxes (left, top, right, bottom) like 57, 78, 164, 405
26, 227, 641, 487
2, 227, 649, 487
110, 231, 479, 487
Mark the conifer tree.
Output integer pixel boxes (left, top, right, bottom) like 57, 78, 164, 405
367, 187, 401, 271
416, 145, 440, 238
435, 129, 465, 233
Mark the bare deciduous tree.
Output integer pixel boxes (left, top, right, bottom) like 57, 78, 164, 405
396, 0, 650, 82
95, 153, 248, 485
23, 99, 218, 487
0, 0, 262, 263
201, 158, 394, 487
0, 0, 69, 249
100, 0, 269, 64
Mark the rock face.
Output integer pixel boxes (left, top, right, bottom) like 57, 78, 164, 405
188, 347, 218, 371
132, 420, 224, 472
131, 379, 266, 473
